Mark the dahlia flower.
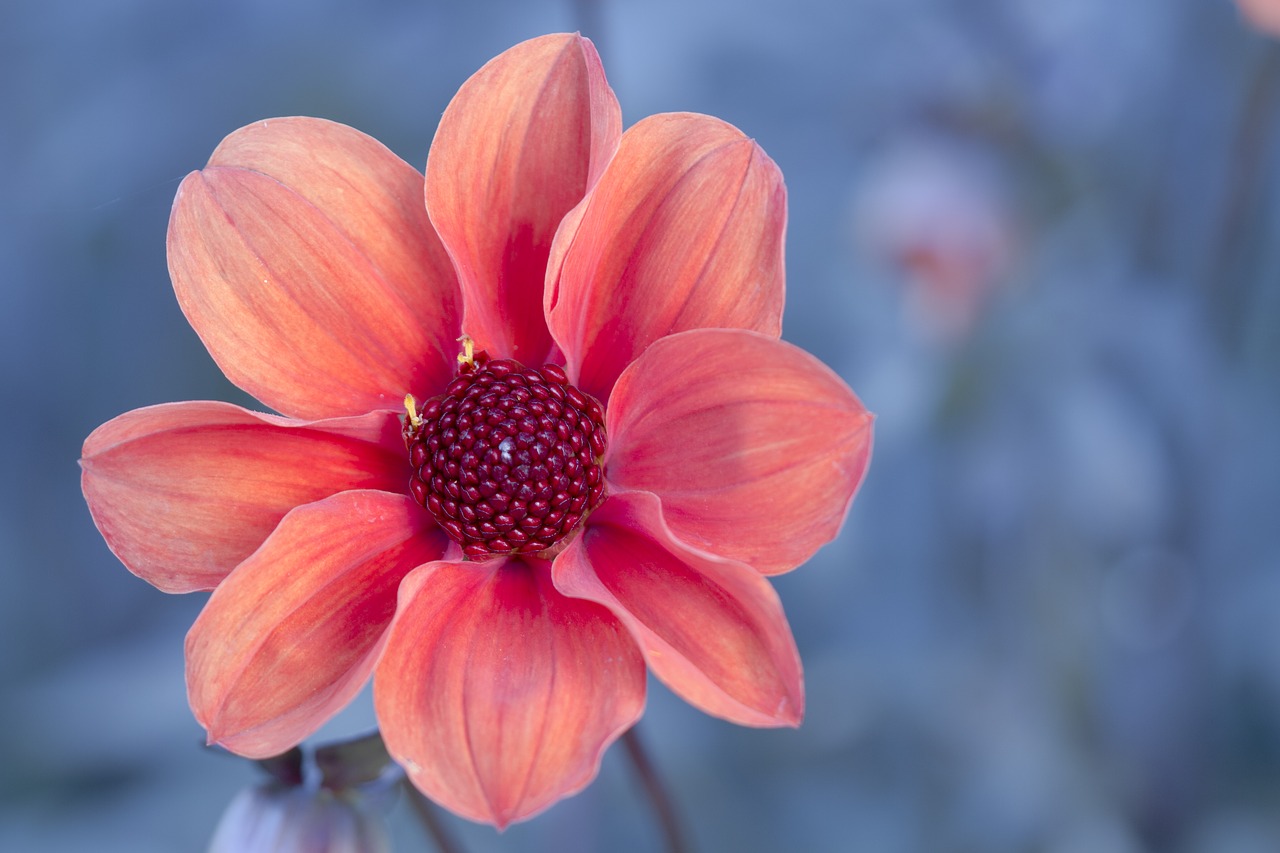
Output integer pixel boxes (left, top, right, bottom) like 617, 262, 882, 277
81, 33, 872, 827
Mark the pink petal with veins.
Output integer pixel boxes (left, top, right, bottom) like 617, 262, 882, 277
547, 112, 786, 403
375, 557, 645, 828
188, 491, 447, 758
606, 329, 872, 574
426, 34, 620, 363
81, 402, 408, 592
555, 491, 803, 727
170, 117, 460, 420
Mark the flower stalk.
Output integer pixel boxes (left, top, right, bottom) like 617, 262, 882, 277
623, 726, 690, 853
401, 778, 466, 853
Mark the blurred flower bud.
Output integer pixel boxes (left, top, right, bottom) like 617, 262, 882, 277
1237, 0, 1280, 38
208, 784, 390, 853
853, 139, 1015, 343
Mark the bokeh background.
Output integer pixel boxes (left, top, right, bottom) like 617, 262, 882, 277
5, 0, 1280, 850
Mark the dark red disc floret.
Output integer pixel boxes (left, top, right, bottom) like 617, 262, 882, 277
403, 350, 608, 559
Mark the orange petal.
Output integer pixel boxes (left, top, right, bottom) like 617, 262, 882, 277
554, 491, 803, 727
80, 402, 408, 593
546, 112, 787, 403
375, 558, 645, 828
187, 491, 447, 758
170, 117, 461, 420
606, 329, 873, 575
425, 33, 621, 363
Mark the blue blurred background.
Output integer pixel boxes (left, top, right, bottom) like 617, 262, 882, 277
5, 0, 1280, 850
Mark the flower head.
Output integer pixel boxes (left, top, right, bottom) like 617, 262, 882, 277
81, 34, 872, 828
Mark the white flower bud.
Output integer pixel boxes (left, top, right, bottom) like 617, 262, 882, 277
208, 784, 389, 853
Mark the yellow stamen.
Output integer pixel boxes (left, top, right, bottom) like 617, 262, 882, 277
457, 334, 475, 366
404, 394, 423, 430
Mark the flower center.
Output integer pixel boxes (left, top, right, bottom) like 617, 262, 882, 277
403, 343, 607, 560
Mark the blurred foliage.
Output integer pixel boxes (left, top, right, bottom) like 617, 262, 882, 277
4, 0, 1280, 850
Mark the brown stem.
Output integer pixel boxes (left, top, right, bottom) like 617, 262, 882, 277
622, 727, 691, 853
1207, 41, 1280, 347
402, 779, 466, 853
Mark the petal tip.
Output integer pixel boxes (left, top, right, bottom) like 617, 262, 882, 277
778, 693, 804, 728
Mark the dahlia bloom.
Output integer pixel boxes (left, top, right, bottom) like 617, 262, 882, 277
81, 34, 872, 827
